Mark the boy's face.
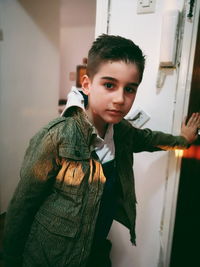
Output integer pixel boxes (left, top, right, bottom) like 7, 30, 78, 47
82, 61, 140, 128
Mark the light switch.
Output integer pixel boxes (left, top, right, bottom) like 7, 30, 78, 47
0, 29, 3, 41
137, 0, 156, 14
69, 72, 76, 81
142, 0, 150, 7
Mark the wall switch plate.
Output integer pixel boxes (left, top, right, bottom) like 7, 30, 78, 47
137, 0, 156, 14
126, 108, 150, 128
0, 29, 3, 41
69, 72, 76, 81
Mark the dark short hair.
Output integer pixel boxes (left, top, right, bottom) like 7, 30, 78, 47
87, 34, 145, 82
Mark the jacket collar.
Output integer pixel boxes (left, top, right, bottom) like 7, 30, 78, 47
63, 106, 96, 149
114, 119, 132, 142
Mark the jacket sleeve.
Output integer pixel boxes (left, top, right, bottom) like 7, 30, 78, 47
131, 127, 190, 153
3, 127, 60, 267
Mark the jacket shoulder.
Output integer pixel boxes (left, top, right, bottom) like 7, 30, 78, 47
43, 116, 76, 135
118, 118, 133, 129
45, 117, 67, 130
114, 119, 135, 138
43, 115, 83, 147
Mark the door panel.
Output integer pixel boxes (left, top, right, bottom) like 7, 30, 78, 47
170, 14, 200, 267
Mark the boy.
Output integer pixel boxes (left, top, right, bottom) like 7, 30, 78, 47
3, 34, 200, 267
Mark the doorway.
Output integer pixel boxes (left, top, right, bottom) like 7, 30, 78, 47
59, 0, 96, 102
170, 13, 200, 267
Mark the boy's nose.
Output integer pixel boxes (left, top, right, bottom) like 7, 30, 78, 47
113, 89, 124, 104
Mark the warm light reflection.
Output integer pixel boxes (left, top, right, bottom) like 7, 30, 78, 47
175, 149, 184, 158
182, 145, 200, 160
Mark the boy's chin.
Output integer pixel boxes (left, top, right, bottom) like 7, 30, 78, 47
105, 117, 124, 124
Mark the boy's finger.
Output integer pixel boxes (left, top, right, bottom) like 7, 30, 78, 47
197, 113, 200, 124
188, 113, 200, 126
186, 113, 194, 126
193, 113, 200, 126
193, 115, 200, 129
182, 116, 187, 127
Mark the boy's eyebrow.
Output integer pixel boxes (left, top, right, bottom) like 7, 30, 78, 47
101, 76, 139, 86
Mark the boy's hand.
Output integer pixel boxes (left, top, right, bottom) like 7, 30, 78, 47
181, 113, 200, 144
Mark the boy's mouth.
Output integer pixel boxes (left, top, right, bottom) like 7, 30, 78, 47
107, 109, 123, 116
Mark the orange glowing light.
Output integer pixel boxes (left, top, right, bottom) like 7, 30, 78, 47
182, 145, 200, 160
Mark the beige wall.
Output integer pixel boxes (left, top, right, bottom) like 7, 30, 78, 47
0, 0, 59, 212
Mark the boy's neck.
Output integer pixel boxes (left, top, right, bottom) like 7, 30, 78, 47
96, 123, 108, 139
85, 109, 108, 139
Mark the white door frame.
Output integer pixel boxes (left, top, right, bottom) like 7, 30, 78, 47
95, 0, 110, 37
159, 1, 200, 266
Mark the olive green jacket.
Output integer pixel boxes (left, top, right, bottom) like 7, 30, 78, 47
3, 108, 189, 267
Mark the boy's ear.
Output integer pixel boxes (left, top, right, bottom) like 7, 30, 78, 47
81, 75, 91, 95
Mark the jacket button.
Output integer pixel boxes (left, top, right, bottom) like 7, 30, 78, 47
75, 150, 81, 157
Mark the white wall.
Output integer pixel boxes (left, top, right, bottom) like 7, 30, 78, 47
0, 0, 59, 212
103, 0, 185, 267
60, 0, 96, 99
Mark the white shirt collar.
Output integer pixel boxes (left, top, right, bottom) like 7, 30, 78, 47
61, 86, 85, 117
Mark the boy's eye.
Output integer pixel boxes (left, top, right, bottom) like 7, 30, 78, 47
104, 82, 114, 89
125, 87, 137, 94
